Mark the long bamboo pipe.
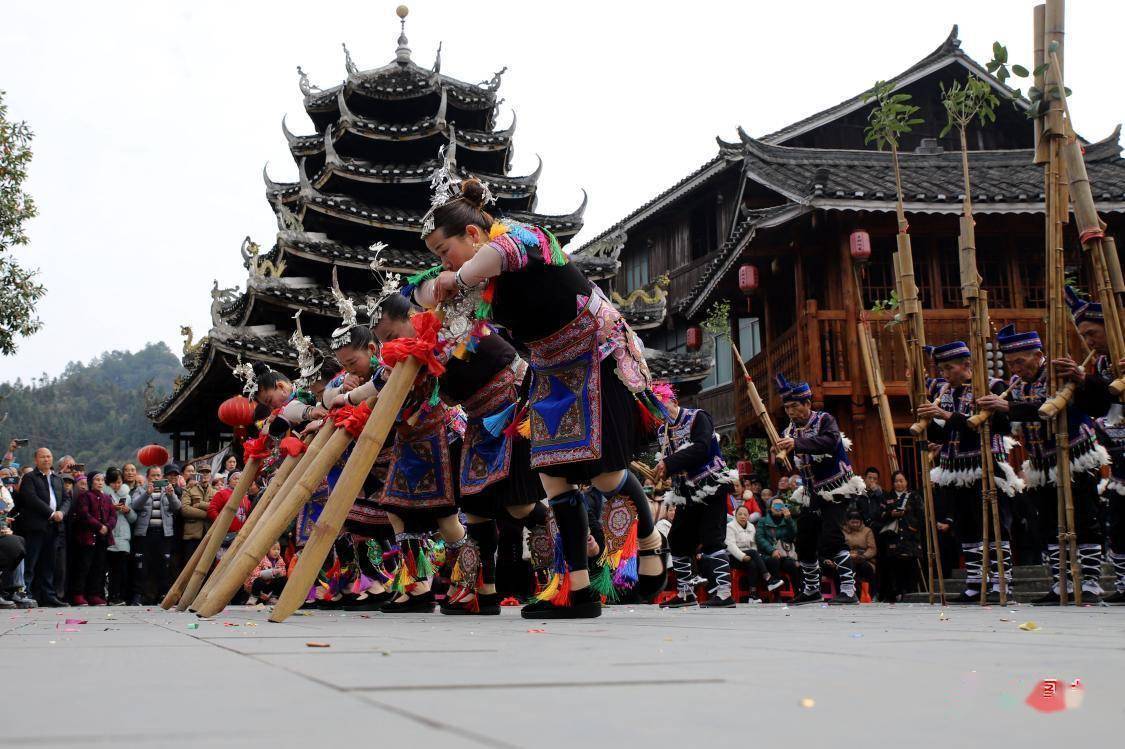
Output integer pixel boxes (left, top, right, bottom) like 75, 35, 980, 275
193, 420, 346, 618
967, 384, 1014, 430
1039, 350, 1096, 419
730, 341, 791, 472
191, 434, 311, 613
176, 457, 262, 611
161, 506, 218, 609
271, 357, 422, 623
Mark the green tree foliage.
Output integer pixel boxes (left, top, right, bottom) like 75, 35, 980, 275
0, 90, 44, 355
862, 81, 924, 152
0, 342, 185, 469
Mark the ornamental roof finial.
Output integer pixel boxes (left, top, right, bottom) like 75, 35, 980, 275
395, 5, 411, 64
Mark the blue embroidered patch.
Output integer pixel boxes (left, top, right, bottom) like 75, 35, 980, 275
534, 374, 579, 437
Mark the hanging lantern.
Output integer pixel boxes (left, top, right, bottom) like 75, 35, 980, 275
137, 444, 170, 468
686, 326, 703, 351
218, 395, 256, 427
849, 230, 872, 263
738, 264, 759, 295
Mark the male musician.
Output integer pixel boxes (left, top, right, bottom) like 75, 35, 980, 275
918, 341, 1021, 603
977, 324, 1110, 604
773, 374, 867, 605
1056, 288, 1125, 603
653, 383, 735, 608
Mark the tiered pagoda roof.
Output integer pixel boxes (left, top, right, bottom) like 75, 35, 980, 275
149, 11, 684, 439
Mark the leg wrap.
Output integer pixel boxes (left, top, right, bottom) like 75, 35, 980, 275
1078, 543, 1105, 595
1046, 544, 1065, 594
833, 550, 856, 597
701, 549, 732, 599
962, 542, 984, 594
671, 554, 694, 597
448, 531, 482, 590
988, 541, 1012, 591
466, 522, 498, 586
1110, 549, 1125, 593
548, 490, 590, 573
799, 561, 820, 595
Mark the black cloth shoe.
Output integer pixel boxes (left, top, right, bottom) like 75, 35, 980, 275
987, 589, 1012, 604
441, 591, 501, 616
0, 594, 14, 609
633, 548, 668, 602
1032, 590, 1061, 606
128, 596, 143, 606
829, 592, 858, 605
1077, 590, 1102, 605
41, 596, 67, 608
791, 590, 823, 606
521, 586, 601, 619
700, 595, 735, 608
658, 593, 697, 609
380, 590, 436, 614
342, 591, 392, 611
1103, 590, 1125, 605
950, 590, 984, 605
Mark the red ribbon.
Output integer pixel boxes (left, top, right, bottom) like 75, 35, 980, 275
340, 401, 372, 438
279, 436, 307, 458
380, 311, 446, 377
330, 404, 355, 427
242, 434, 272, 462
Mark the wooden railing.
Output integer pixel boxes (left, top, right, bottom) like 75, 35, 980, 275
734, 303, 1070, 433
683, 383, 736, 432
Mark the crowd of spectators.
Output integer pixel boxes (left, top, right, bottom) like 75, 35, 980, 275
0, 440, 274, 609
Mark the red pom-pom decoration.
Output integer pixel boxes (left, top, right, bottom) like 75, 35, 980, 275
280, 436, 307, 458
218, 395, 256, 427
138, 444, 170, 468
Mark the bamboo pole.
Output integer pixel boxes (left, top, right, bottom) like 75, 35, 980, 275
852, 268, 899, 473
176, 458, 262, 611
191, 434, 311, 613
967, 384, 1013, 430
270, 358, 423, 623
1039, 351, 1096, 418
193, 420, 345, 618
161, 511, 218, 609
731, 340, 792, 472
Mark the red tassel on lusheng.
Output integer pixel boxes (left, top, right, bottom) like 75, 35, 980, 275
636, 401, 660, 434
279, 436, 306, 458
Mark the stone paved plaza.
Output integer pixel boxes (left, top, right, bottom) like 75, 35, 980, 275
1, 602, 1122, 748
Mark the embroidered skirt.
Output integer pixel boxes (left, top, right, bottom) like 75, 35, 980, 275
382, 409, 460, 512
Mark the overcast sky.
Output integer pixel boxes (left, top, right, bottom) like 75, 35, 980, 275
1, 0, 1121, 382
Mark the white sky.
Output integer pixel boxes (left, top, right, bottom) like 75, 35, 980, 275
1, 0, 1121, 382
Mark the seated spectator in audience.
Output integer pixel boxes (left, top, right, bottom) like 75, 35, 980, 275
71, 472, 116, 606
756, 499, 799, 590
245, 541, 287, 604
736, 477, 763, 521
655, 502, 675, 541
759, 488, 774, 505
207, 472, 252, 559
843, 510, 877, 595
876, 470, 922, 602
104, 467, 135, 606
725, 506, 779, 601
855, 466, 884, 526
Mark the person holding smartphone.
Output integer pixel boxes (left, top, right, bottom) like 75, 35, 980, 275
129, 465, 181, 605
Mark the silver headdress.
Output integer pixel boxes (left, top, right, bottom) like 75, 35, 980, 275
329, 266, 361, 349
290, 310, 322, 388
231, 355, 259, 399
419, 144, 494, 237
366, 242, 403, 325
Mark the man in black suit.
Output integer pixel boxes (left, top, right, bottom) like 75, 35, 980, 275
14, 447, 68, 606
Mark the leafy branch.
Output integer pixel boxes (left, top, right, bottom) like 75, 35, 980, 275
939, 76, 999, 139
702, 300, 731, 338
986, 41, 1069, 119
862, 81, 924, 152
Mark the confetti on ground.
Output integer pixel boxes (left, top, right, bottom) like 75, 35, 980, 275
48, 640, 56, 645
1026, 678, 1083, 712
245, 622, 257, 627
186, 622, 199, 630
223, 622, 239, 627
1018, 621, 1040, 631
939, 611, 949, 621
999, 618, 1011, 622
850, 633, 863, 638
64, 618, 87, 625
305, 641, 331, 648
800, 697, 816, 708
63, 627, 79, 633
527, 628, 546, 633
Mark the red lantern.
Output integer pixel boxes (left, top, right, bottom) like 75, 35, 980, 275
218, 395, 256, 427
137, 444, 170, 468
687, 326, 703, 351
736, 460, 756, 478
849, 230, 872, 263
738, 264, 759, 295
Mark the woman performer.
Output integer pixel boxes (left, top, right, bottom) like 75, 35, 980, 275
414, 177, 667, 619
373, 293, 548, 615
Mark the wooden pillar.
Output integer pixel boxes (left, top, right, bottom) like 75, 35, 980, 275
839, 231, 864, 419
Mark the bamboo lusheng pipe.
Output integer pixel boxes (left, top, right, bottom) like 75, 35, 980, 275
271, 358, 422, 623
1039, 350, 1097, 419
1104, 236, 1125, 298
630, 461, 656, 483
856, 320, 900, 471
176, 456, 263, 611
193, 420, 345, 618
191, 434, 311, 613
1033, 5, 1049, 165
909, 384, 948, 437
967, 384, 1013, 430
730, 340, 792, 472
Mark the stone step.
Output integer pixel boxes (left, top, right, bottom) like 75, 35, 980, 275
948, 563, 1114, 580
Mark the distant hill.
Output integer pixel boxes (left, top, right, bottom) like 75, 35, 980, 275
0, 342, 185, 470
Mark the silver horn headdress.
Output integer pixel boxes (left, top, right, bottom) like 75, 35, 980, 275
290, 310, 323, 388
231, 355, 259, 399
366, 242, 403, 326
329, 266, 361, 349
419, 143, 494, 237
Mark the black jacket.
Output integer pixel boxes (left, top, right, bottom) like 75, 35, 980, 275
14, 470, 68, 534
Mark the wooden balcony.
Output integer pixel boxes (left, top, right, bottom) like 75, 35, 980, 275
735, 302, 1064, 433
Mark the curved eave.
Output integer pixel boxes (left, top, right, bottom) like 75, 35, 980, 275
644, 351, 714, 384
277, 236, 430, 273
287, 121, 512, 158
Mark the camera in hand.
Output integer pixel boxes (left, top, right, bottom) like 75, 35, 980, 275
153, 479, 169, 489
13, 438, 29, 447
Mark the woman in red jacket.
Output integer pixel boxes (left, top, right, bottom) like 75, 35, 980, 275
72, 472, 117, 606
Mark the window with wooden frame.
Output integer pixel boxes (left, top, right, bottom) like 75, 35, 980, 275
689, 200, 719, 261
1019, 258, 1046, 309
620, 247, 650, 292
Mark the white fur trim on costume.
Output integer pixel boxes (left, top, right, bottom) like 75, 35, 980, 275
1002, 436, 1018, 453
791, 485, 810, 507
1022, 444, 1112, 488
819, 474, 867, 502
841, 434, 853, 452
994, 460, 1026, 497
1100, 477, 1125, 496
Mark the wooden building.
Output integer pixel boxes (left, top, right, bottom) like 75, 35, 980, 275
573, 26, 1125, 481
